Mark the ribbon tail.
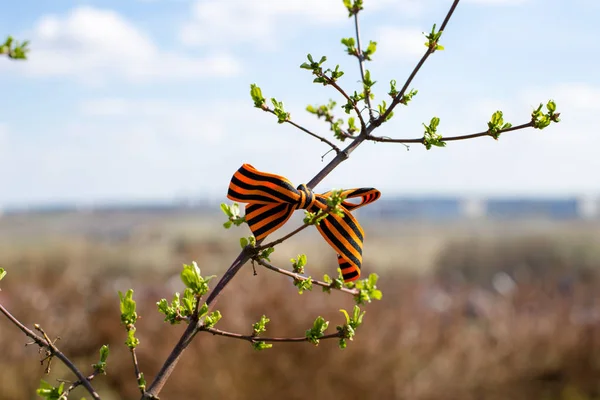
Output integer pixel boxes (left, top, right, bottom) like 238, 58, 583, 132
315, 211, 364, 282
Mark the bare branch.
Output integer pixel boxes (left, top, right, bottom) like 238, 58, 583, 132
0, 303, 101, 400
253, 258, 359, 296
367, 121, 534, 144
201, 326, 342, 343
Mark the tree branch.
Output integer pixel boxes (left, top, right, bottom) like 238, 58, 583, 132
143, 2, 463, 398
353, 12, 375, 122
367, 121, 534, 144
0, 303, 101, 400
374, 0, 460, 126
254, 223, 311, 251
130, 348, 144, 396
142, 312, 200, 399
253, 258, 359, 296
60, 370, 103, 398
201, 326, 342, 343
265, 108, 341, 153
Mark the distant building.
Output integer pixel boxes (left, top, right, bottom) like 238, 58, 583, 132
359, 197, 462, 220
578, 196, 600, 219
484, 198, 580, 220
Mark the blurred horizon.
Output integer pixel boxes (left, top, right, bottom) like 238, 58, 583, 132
2, 194, 599, 220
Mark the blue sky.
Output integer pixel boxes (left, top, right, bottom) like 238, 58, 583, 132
0, 0, 598, 208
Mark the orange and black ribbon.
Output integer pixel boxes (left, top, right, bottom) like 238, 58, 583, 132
227, 164, 380, 282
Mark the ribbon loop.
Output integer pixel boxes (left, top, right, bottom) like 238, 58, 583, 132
227, 164, 380, 282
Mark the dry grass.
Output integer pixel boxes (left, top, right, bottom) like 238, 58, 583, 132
1, 214, 600, 399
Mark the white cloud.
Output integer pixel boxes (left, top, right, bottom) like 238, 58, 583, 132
180, 0, 425, 49
180, 0, 344, 49
375, 27, 425, 62
79, 97, 227, 143
8, 6, 241, 83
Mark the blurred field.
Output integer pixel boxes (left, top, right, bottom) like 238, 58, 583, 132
1, 211, 600, 399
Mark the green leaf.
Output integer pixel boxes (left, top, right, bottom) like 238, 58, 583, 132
0, 268, 6, 281
422, 116, 445, 150
487, 110, 510, 140
118, 289, 137, 327
36, 380, 65, 400
252, 341, 273, 351
290, 254, 308, 274
388, 80, 398, 97
138, 372, 147, 392
1, 36, 30, 60
252, 315, 270, 336
335, 305, 366, 348
156, 289, 197, 325
352, 273, 384, 304
363, 41, 377, 60
339, 308, 350, 325
125, 327, 140, 349
271, 98, 290, 123
400, 89, 418, 105
203, 311, 222, 329
294, 277, 313, 294
341, 37, 355, 47
220, 203, 245, 229
363, 69, 375, 88
306, 316, 329, 345
198, 302, 209, 318
532, 100, 560, 129
220, 203, 233, 217
180, 262, 215, 296
258, 247, 275, 261
92, 344, 109, 374
424, 24, 444, 51
250, 84, 266, 108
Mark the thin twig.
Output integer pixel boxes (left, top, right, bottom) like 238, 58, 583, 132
254, 223, 311, 251
265, 108, 341, 153
130, 348, 144, 396
321, 75, 366, 131
353, 12, 375, 122
254, 258, 359, 296
374, 0, 461, 126
61, 370, 102, 398
202, 327, 342, 343
367, 121, 534, 144
0, 304, 101, 400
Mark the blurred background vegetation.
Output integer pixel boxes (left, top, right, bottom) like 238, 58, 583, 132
1, 208, 600, 400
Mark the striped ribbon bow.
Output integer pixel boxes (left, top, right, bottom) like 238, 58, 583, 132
227, 164, 381, 282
